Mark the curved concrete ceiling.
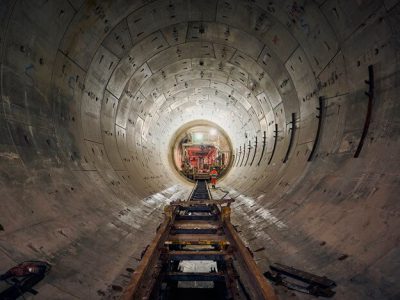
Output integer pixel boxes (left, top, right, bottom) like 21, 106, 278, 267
0, 0, 399, 299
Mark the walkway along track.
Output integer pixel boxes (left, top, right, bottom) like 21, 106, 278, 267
122, 180, 277, 300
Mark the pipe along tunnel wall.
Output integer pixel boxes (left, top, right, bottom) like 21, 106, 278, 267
0, 0, 399, 299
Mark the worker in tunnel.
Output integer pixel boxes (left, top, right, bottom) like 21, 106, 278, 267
210, 167, 218, 189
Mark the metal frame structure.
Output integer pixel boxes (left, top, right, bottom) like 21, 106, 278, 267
123, 181, 277, 300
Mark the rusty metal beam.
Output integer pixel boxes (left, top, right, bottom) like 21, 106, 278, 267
170, 199, 235, 206
224, 221, 278, 300
122, 208, 175, 300
224, 257, 241, 300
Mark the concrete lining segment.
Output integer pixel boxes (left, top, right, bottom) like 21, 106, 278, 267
0, 0, 399, 299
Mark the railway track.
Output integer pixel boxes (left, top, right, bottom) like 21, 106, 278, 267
123, 181, 277, 300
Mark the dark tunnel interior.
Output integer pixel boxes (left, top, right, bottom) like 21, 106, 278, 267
0, 0, 400, 299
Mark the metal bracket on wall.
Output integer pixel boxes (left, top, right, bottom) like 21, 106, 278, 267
354, 65, 374, 158
233, 148, 238, 166
244, 140, 252, 167
308, 97, 325, 162
257, 131, 266, 166
283, 113, 296, 163
236, 146, 242, 167
239, 142, 246, 167
250, 136, 258, 166
268, 124, 279, 165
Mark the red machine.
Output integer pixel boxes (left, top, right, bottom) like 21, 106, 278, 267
185, 145, 218, 173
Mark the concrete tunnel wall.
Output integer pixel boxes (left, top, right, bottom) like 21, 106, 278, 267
0, 0, 399, 299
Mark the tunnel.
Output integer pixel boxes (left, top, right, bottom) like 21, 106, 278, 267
0, 0, 399, 299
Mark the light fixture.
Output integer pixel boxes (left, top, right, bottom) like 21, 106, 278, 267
194, 132, 203, 141
209, 128, 217, 135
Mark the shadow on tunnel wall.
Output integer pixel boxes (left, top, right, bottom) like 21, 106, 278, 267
0, 0, 399, 299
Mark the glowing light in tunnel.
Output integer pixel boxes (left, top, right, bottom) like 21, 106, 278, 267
194, 132, 203, 142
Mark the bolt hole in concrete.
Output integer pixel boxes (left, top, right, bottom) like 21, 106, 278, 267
170, 121, 233, 182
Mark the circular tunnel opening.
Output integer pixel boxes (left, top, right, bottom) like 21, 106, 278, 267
171, 121, 233, 182
1, 1, 399, 299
